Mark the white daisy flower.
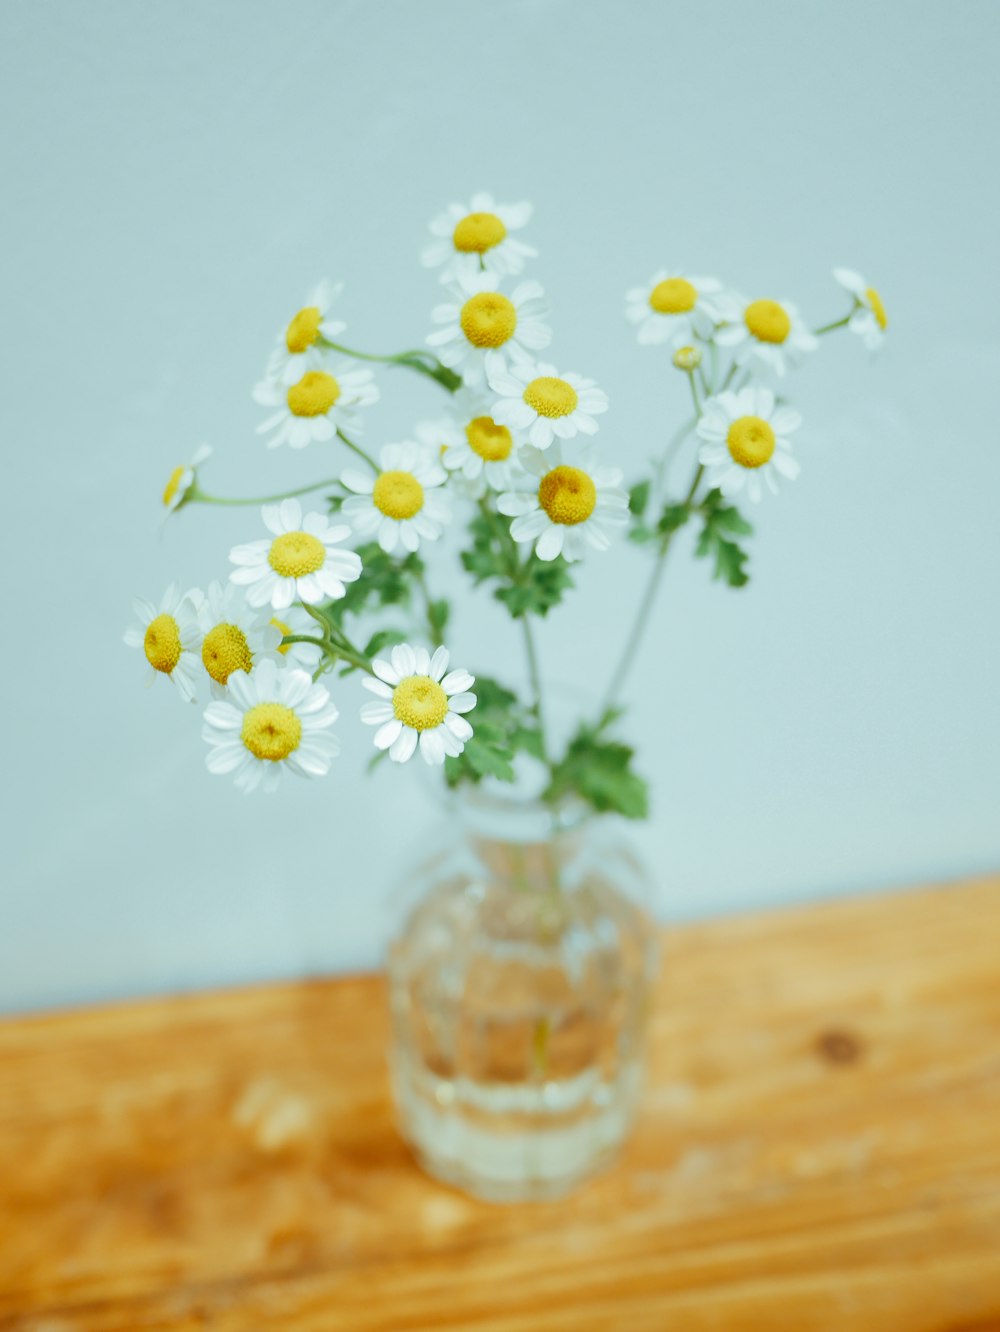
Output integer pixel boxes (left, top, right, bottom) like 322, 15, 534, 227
198, 580, 283, 698
426, 272, 550, 388
268, 604, 323, 673
715, 296, 817, 377
696, 386, 802, 503
421, 390, 518, 492
625, 270, 726, 347
497, 443, 628, 563
202, 658, 340, 794
360, 643, 476, 766
422, 193, 537, 281
124, 584, 205, 703
412, 416, 482, 501
161, 444, 212, 515
228, 498, 363, 610
833, 268, 888, 350
487, 360, 608, 450
341, 442, 450, 555
264, 280, 347, 386
253, 360, 378, 449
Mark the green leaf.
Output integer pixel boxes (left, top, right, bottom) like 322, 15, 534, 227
337, 543, 424, 617
657, 503, 691, 536
460, 512, 507, 585
443, 675, 522, 789
695, 491, 753, 588
495, 555, 574, 618
628, 522, 656, 546
545, 732, 649, 820
510, 725, 546, 761
362, 627, 408, 658
429, 598, 451, 640
629, 480, 651, 517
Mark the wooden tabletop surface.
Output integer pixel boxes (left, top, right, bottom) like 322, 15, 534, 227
1, 876, 999, 1331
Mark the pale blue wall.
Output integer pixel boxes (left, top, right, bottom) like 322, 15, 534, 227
2, 0, 998, 1011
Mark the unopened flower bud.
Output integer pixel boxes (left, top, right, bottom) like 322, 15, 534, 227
672, 345, 702, 372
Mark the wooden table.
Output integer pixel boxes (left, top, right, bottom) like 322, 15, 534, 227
1, 877, 999, 1330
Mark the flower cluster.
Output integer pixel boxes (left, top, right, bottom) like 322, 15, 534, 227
130, 196, 886, 811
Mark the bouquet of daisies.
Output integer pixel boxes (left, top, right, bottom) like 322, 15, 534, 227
126, 193, 886, 805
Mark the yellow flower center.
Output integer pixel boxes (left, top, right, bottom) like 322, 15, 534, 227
867, 287, 888, 330
287, 371, 340, 418
453, 212, 507, 254
202, 623, 253, 685
460, 292, 517, 348
143, 613, 182, 674
241, 703, 302, 762
392, 675, 449, 731
268, 531, 326, 578
744, 300, 791, 344
285, 305, 323, 354
373, 470, 424, 520
523, 376, 578, 419
271, 617, 292, 655
727, 415, 776, 469
465, 415, 513, 462
162, 466, 186, 507
649, 277, 698, 314
537, 466, 597, 525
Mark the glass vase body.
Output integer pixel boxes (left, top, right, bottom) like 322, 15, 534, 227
387, 790, 658, 1202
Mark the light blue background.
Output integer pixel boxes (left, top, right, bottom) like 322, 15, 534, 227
2, 0, 998, 1012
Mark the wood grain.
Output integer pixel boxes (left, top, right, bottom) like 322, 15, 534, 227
1, 877, 999, 1330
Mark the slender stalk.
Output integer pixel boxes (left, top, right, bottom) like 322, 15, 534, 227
415, 567, 445, 644
478, 495, 549, 759
601, 460, 705, 712
322, 339, 461, 393
521, 614, 549, 762
192, 478, 343, 507
322, 338, 433, 366
300, 602, 374, 675
279, 634, 326, 649
336, 428, 379, 473
814, 314, 852, 336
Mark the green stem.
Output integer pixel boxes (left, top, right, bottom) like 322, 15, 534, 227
336, 428, 379, 473
478, 496, 549, 760
415, 567, 445, 644
279, 634, 326, 649
602, 460, 705, 713
687, 370, 702, 417
814, 314, 852, 336
652, 417, 697, 492
300, 602, 374, 675
192, 479, 342, 507
521, 614, 549, 763
322, 339, 461, 393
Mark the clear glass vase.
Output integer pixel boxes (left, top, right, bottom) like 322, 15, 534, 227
387, 788, 658, 1202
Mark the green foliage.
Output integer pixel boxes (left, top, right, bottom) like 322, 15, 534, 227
544, 720, 649, 820
695, 491, 754, 588
336, 543, 423, 617
629, 484, 692, 546
461, 510, 573, 618
496, 555, 574, 618
628, 480, 651, 518
460, 510, 502, 583
429, 598, 451, 641
362, 627, 409, 658
444, 675, 517, 788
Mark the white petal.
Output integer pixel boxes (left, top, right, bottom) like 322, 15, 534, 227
389, 728, 418, 763
374, 718, 404, 749
419, 728, 446, 765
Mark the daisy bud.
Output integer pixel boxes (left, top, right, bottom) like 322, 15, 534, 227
672, 345, 702, 373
